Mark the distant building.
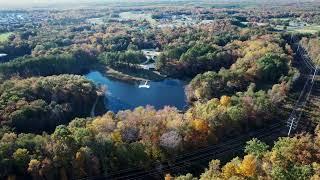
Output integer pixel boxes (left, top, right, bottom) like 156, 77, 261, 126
142, 49, 161, 61
139, 49, 160, 70
139, 63, 156, 70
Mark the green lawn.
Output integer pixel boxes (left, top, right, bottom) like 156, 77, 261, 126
0, 32, 13, 42
119, 12, 156, 25
294, 25, 320, 34
274, 24, 320, 34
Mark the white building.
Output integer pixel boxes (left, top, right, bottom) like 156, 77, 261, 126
139, 63, 156, 70
142, 49, 161, 61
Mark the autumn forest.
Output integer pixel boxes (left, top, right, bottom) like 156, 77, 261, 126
0, 0, 320, 180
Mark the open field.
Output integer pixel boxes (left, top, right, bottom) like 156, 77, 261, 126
274, 24, 320, 34
294, 25, 320, 34
119, 12, 156, 24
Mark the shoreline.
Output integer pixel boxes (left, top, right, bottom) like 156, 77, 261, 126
104, 67, 147, 83
95, 66, 167, 83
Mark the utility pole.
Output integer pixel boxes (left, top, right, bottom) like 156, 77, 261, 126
288, 116, 296, 136
286, 34, 318, 136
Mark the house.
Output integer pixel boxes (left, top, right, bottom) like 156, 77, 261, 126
142, 49, 161, 61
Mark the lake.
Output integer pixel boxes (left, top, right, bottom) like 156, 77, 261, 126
85, 71, 187, 112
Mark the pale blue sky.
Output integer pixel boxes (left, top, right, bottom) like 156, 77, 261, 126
0, 0, 316, 9
0, 0, 175, 8
0, 0, 117, 8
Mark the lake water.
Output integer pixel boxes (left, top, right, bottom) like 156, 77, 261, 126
85, 71, 187, 112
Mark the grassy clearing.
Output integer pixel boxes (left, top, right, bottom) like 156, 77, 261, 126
87, 17, 104, 25
119, 12, 156, 25
274, 24, 320, 34
270, 17, 291, 22
294, 25, 320, 34
0, 32, 13, 42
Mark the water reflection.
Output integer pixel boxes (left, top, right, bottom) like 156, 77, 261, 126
86, 71, 187, 112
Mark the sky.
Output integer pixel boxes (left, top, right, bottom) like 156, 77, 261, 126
0, 0, 318, 9
0, 0, 180, 8
0, 0, 110, 8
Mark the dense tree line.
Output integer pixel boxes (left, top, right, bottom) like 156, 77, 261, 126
157, 42, 236, 77
0, 79, 290, 179
0, 3, 318, 180
186, 35, 296, 102
1, 8, 271, 80
173, 128, 320, 180
0, 75, 105, 133
0, 41, 32, 62
300, 36, 320, 66
0, 49, 98, 80
98, 50, 147, 68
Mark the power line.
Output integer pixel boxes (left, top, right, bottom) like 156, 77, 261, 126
287, 33, 318, 136
109, 123, 282, 179
82, 32, 318, 180
123, 125, 283, 180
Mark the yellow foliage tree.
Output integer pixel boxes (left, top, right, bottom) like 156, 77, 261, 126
28, 159, 41, 179
311, 162, 320, 180
238, 155, 257, 177
75, 150, 86, 177
194, 88, 202, 100
220, 95, 231, 107
91, 113, 116, 133
111, 131, 123, 144
222, 158, 240, 179
28, 159, 40, 172
117, 121, 124, 129
192, 119, 209, 132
